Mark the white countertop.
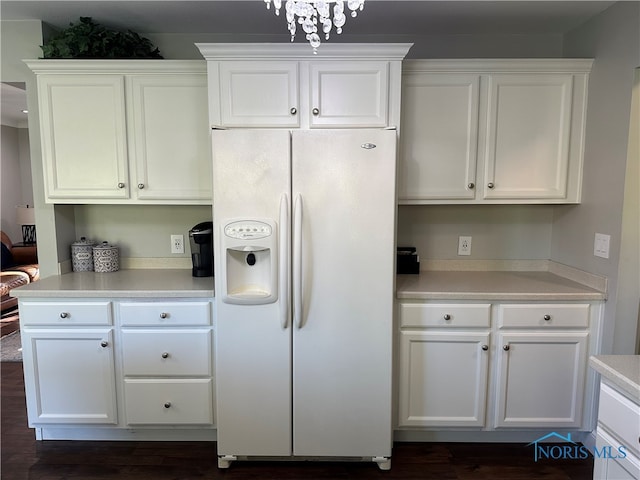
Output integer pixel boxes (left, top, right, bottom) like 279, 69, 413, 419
590, 355, 640, 402
10, 269, 214, 298
396, 270, 606, 301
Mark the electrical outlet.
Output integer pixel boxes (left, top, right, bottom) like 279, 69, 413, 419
171, 234, 184, 254
594, 233, 610, 259
458, 236, 472, 256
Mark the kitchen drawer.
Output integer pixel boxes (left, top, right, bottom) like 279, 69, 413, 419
399, 303, 491, 328
20, 301, 112, 326
121, 329, 212, 376
124, 378, 213, 425
119, 301, 211, 326
598, 382, 640, 457
498, 304, 589, 328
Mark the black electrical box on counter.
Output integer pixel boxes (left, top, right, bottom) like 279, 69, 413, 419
397, 247, 420, 274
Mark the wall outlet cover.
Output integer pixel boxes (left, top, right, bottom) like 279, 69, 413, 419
171, 234, 185, 254
458, 236, 472, 256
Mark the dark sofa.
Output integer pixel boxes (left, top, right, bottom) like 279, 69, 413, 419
1, 231, 39, 313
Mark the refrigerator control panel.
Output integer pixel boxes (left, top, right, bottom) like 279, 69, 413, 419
224, 220, 273, 240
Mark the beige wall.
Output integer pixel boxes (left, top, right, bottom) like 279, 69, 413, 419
557, 1, 640, 354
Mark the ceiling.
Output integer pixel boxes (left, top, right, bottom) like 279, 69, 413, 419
1, 1, 617, 127
1, 1, 616, 36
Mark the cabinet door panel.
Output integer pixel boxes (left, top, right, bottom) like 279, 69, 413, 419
128, 75, 212, 201
309, 62, 388, 127
21, 329, 117, 425
399, 331, 490, 427
219, 61, 299, 127
494, 331, 588, 428
399, 74, 479, 200
38, 75, 129, 200
483, 74, 573, 199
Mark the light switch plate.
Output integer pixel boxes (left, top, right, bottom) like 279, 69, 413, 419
594, 233, 610, 259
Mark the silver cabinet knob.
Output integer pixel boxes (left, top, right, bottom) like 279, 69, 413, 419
159, 312, 168, 319
59, 312, 69, 318
100, 341, 109, 348
137, 183, 145, 189
161, 352, 169, 359
482, 344, 489, 351
487, 182, 495, 189
467, 183, 475, 189
117, 182, 125, 189
543, 314, 551, 321
164, 402, 171, 409
503, 344, 510, 351
312, 108, 320, 115
290, 107, 297, 115
443, 314, 451, 321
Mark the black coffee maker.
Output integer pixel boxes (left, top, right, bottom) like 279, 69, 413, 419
189, 221, 213, 277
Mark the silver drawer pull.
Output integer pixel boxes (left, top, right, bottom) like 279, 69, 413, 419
159, 312, 168, 319
161, 352, 169, 359
543, 314, 551, 321
60, 312, 69, 318
443, 314, 451, 321
164, 402, 171, 409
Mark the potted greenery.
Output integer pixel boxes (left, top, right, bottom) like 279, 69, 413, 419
41, 17, 163, 59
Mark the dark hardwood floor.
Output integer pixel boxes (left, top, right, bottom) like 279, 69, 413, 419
1, 361, 594, 479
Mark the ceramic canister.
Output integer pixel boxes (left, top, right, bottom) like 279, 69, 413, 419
71, 237, 97, 272
92, 241, 120, 273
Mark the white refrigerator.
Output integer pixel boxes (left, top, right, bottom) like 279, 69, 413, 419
211, 128, 396, 470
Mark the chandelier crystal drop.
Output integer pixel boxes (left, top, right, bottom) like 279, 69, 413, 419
264, 0, 365, 53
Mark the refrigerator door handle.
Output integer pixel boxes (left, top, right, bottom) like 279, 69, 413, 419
293, 193, 303, 329
279, 193, 290, 329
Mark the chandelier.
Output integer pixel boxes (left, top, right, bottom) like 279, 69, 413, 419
264, 0, 366, 53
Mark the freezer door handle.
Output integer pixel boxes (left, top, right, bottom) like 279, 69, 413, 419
279, 193, 290, 329
293, 193, 303, 329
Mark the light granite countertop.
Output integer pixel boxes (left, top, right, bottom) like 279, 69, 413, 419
397, 270, 606, 301
10, 269, 214, 298
590, 355, 640, 402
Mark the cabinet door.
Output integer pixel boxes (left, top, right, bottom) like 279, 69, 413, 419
399, 330, 490, 427
37, 75, 129, 200
128, 75, 212, 201
483, 74, 573, 200
218, 61, 299, 127
309, 61, 389, 127
21, 329, 117, 425
494, 331, 588, 428
399, 74, 480, 201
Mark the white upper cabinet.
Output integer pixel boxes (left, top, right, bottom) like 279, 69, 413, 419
398, 60, 593, 204
309, 61, 389, 127
483, 74, 573, 200
399, 73, 480, 200
127, 74, 211, 201
217, 61, 300, 127
36, 74, 130, 200
197, 43, 412, 130
27, 60, 212, 204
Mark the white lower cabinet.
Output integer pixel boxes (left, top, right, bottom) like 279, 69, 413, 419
397, 300, 596, 431
18, 297, 214, 437
20, 301, 118, 425
120, 301, 214, 427
593, 382, 640, 480
494, 331, 588, 428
